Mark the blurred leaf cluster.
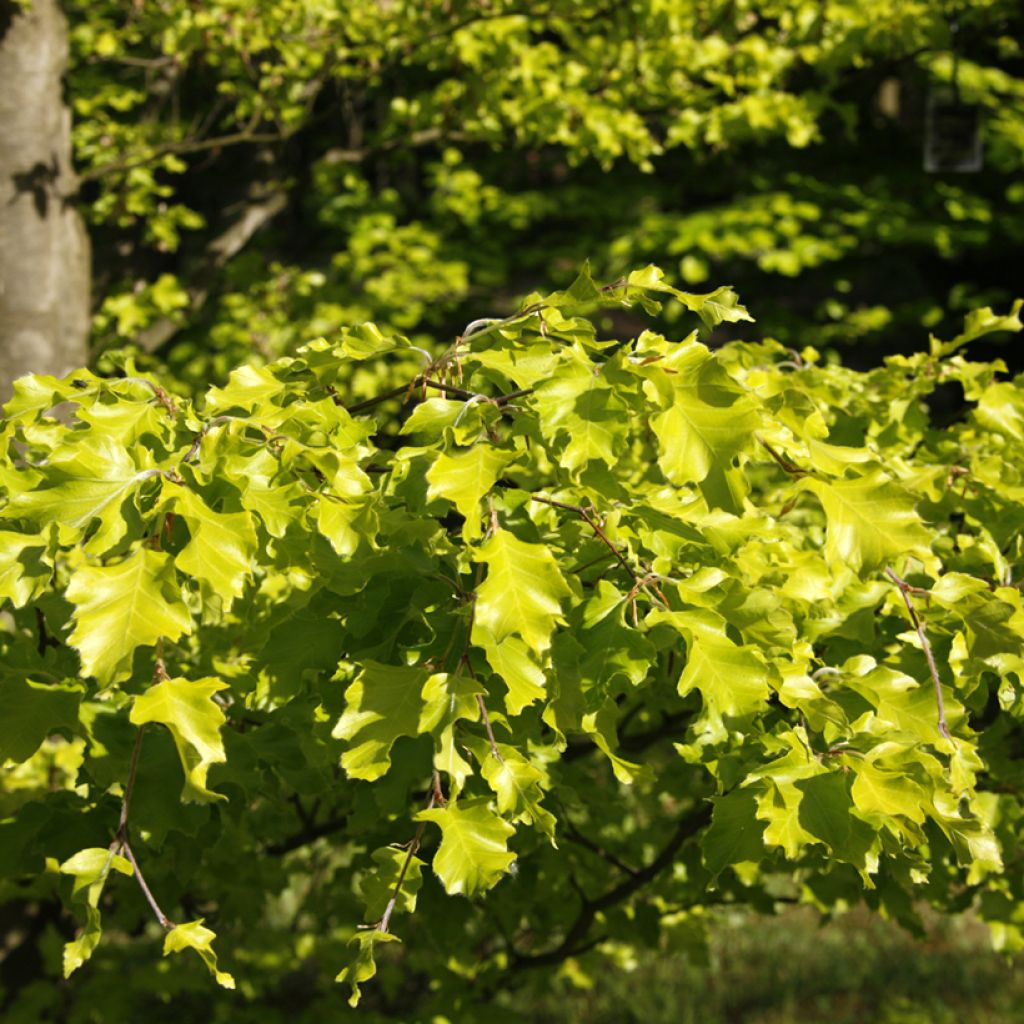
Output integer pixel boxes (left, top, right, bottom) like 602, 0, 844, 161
66, 0, 1024, 388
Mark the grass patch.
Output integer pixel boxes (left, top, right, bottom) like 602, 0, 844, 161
513, 906, 1023, 1024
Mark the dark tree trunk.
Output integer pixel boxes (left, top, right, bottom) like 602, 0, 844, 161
0, 0, 90, 402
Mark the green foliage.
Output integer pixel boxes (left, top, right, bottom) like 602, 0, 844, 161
2, 266, 1024, 1018
61, 0, 1024, 386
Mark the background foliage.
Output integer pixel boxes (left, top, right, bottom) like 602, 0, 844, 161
65, 0, 1024, 386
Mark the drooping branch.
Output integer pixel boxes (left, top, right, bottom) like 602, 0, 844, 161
345, 377, 532, 416
885, 567, 952, 740
561, 819, 640, 879
77, 129, 289, 186
509, 803, 712, 970
119, 842, 173, 931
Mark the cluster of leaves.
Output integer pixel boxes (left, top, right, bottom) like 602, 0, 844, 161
65, 0, 1024, 382
2, 266, 1023, 1019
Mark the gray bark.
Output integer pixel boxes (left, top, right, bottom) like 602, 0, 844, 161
0, 0, 90, 402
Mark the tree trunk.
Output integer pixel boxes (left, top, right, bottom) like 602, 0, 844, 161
0, 0, 90, 402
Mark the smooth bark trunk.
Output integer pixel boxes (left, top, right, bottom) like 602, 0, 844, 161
0, 0, 90, 402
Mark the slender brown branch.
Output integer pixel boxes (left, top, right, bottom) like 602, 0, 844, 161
531, 495, 668, 609
510, 803, 711, 969
476, 695, 504, 763
379, 770, 442, 934
117, 727, 145, 839
266, 815, 350, 856
885, 568, 952, 740
757, 436, 808, 477
77, 129, 288, 185
345, 373, 533, 417
119, 842, 174, 930
562, 820, 640, 879
345, 382, 413, 414
531, 496, 634, 578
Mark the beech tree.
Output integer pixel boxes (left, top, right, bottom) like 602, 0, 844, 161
1, 266, 1023, 1019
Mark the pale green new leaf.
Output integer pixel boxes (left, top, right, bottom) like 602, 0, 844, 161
358, 846, 425, 925
426, 445, 512, 539
336, 931, 400, 1007
163, 919, 235, 989
530, 353, 628, 473
641, 338, 760, 511
930, 299, 1022, 357
5, 434, 158, 554
316, 495, 378, 556
60, 847, 133, 977
975, 382, 1024, 442
850, 757, 928, 825
130, 677, 228, 802
334, 664, 478, 781
416, 798, 516, 896
0, 530, 51, 608
626, 265, 754, 328
163, 482, 257, 607
478, 633, 547, 715
756, 782, 819, 860
473, 739, 556, 839
800, 470, 932, 574
472, 529, 571, 654
650, 609, 771, 728
66, 548, 192, 684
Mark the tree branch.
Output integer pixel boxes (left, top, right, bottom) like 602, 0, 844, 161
136, 187, 289, 353
885, 567, 952, 740
77, 130, 288, 186
265, 815, 350, 857
379, 770, 443, 934
531, 494, 668, 609
109, 721, 176, 930
509, 803, 711, 970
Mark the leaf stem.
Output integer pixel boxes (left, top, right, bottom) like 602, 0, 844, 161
756, 436, 808, 477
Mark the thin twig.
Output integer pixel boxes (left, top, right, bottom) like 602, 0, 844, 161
77, 129, 288, 185
119, 843, 174, 930
531, 495, 669, 609
561, 818, 640, 878
476, 695, 504, 763
110, 659, 177, 930
757, 436, 808, 477
885, 568, 952, 740
117, 727, 145, 839
510, 804, 711, 969
379, 770, 443, 934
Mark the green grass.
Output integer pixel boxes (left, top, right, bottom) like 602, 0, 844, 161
513, 907, 1023, 1024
